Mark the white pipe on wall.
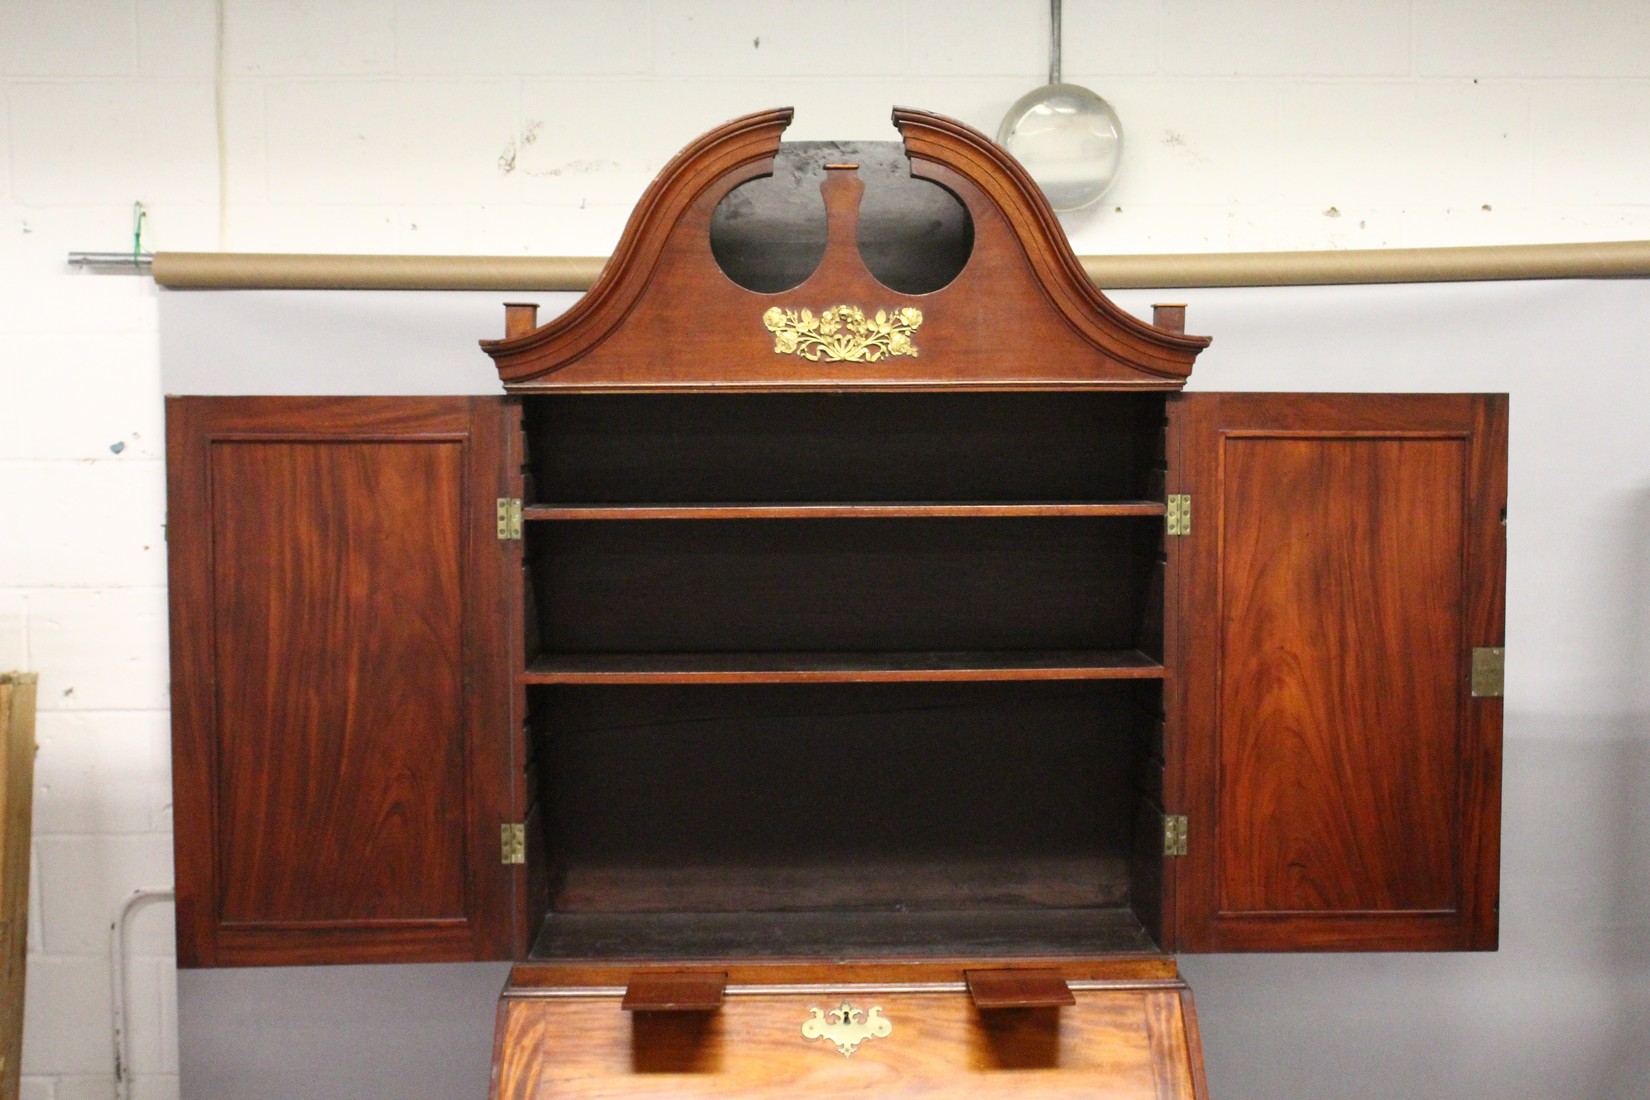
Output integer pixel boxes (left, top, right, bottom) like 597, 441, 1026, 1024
110, 889, 174, 1100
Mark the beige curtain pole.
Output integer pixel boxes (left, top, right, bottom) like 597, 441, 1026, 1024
149, 241, 1650, 292
151, 253, 606, 291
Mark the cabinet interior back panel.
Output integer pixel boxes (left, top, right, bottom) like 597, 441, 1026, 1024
209, 439, 470, 923
1215, 435, 1466, 915
529, 517, 1160, 655
537, 681, 1152, 914
525, 392, 1164, 505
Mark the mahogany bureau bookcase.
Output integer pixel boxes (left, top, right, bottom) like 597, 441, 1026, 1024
165, 108, 1507, 1098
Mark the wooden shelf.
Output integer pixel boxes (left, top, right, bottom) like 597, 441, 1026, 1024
522, 649, 1166, 684
524, 501, 1166, 521
529, 907, 1159, 961
552, 855, 1135, 915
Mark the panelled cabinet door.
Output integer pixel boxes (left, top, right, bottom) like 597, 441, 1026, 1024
167, 396, 518, 966
1169, 393, 1507, 952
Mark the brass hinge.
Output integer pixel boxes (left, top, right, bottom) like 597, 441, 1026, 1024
1163, 814, 1188, 857
496, 497, 523, 541
1166, 494, 1191, 536
1471, 647, 1505, 698
500, 822, 526, 865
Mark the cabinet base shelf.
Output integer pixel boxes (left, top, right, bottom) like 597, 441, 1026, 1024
529, 908, 1158, 962
526, 501, 1168, 520
523, 650, 1167, 684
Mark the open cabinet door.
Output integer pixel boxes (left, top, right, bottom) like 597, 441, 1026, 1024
1169, 393, 1506, 952
167, 396, 521, 965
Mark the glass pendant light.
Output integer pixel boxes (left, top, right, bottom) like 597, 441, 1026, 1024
997, 0, 1124, 212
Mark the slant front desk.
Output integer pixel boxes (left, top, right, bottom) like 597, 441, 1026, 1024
165, 109, 1506, 1097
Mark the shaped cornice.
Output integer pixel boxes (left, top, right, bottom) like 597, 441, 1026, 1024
891, 107, 1210, 376
481, 108, 795, 384
482, 107, 1209, 390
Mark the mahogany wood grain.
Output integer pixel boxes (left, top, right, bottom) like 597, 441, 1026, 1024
622, 972, 728, 1012
964, 968, 1076, 1009
1133, 402, 1178, 953
1171, 393, 1507, 952
209, 434, 469, 924
166, 397, 515, 966
1459, 394, 1509, 949
1178, 986, 1211, 1099
504, 397, 539, 955
483, 110, 1207, 391
521, 649, 1166, 684
1220, 434, 1464, 913
504, 303, 539, 338
491, 973, 1203, 1098
507, 957, 1182, 989
1151, 305, 1187, 334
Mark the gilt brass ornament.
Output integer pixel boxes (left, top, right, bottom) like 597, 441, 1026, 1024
763, 305, 923, 362
801, 1002, 892, 1057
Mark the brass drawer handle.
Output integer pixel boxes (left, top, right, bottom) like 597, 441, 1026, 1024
802, 1002, 892, 1057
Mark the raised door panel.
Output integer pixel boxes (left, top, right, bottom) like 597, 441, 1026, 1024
167, 396, 517, 966
1170, 393, 1506, 951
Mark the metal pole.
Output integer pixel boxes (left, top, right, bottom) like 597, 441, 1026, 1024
1050, 0, 1063, 85
66, 252, 154, 272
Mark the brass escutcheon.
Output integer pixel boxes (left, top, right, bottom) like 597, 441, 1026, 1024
801, 1001, 892, 1057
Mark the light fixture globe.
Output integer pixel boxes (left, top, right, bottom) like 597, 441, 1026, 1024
997, 83, 1124, 212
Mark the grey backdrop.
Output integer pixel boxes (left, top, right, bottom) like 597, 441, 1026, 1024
162, 279, 1650, 1099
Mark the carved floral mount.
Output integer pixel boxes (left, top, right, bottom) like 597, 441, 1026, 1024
763, 305, 923, 363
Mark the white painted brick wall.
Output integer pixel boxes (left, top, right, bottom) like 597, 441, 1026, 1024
0, 86, 11, 205
28, 589, 170, 713
654, 1, 897, 78
264, 79, 523, 205
1532, 83, 1650, 206
31, 711, 172, 835
137, 0, 217, 80
8, 83, 218, 206
1161, 0, 1413, 77
18, 955, 115, 1076
906, 0, 1047, 76
1, 335, 163, 461
0, 1, 137, 77
3, 1, 1648, 1096
1274, 81, 1530, 207
394, 0, 652, 76
1415, 0, 1650, 78
224, 0, 396, 76
0, 592, 25, 669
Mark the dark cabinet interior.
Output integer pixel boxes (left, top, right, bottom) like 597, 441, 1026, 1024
514, 390, 1173, 962
522, 391, 1166, 505
531, 680, 1161, 959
